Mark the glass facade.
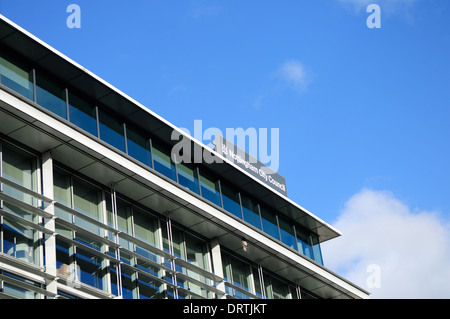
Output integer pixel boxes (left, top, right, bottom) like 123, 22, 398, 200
260, 206, 280, 240
0, 48, 324, 266
223, 252, 254, 298
278, 216, 297, 251
221, 250, 301, 299
1, 142, 40, 266
176, 162, 200, 195
221, 182, 243, 219
241, 194, 262, 230
264, 272, 294, 299
0, 270, 43, 299
152, 140, 177, 182
0, 52, 34, 101
36, 74, 67, 119
68, 92, 98, 137
199, 170, 221, 207
98, 109, 126, 153
0, 139, 325, 299
0, 47, 339, 299
126, 126, 152, 167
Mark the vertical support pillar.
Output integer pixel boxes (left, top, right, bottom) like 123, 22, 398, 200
211, 238, 226, 299
42, 151, 57, 297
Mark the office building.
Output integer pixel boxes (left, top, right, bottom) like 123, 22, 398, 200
0, 15, 369, 299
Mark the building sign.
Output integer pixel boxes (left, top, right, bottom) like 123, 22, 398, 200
215, 135, 288, 197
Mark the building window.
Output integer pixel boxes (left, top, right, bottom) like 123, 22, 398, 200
251, 266, 264, 298
106, 193, 170, 299
184, 232, 210, 271
170, 226, 212, 298
198, 169, 221, 207
120, 265, 136, 299
264, 275, 291, 299
68, 92, 98, 136
115, 198, 133, 251
2, 217, 38, 264
126, 126, 152, 167
133, 206, 160, 262
269, 276, 291, 299
53, 168, 72, 221
171, 227, 185, 261
36, 74, 67, 119
0, 143, 40, 266
72, 177, 103, 237
311, 234, 324, 265
230, 255, 253, 296
176, 162, 200, 195
0, 271, 42, 299
240, 194, 262, 230
56, 230, 110, 293
278, 216, 297, 250
263, 272, 293, 299
75, 245, 107, 291
137, 271, 166, 299
1, 143, 38, 206
151, 140, 177, 182
221, 251, 261, 299
98, 109, 126, 152
184, 232, 211, 298
260, 206, 280, 241
0, 51, 34, 101
296, 228, 314, 261
220, 182, 242, 219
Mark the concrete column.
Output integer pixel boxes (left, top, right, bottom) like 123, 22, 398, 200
42, 151, 57, 297
210, 238, 226, 299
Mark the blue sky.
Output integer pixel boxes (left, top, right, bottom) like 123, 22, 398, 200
1, 0, 449, 297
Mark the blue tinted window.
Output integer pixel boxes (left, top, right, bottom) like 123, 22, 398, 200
98, 109, 126, 152
138, 273, 164, 299
2, 218, 36, 263
118, 266, 135, 299
260, 206, 280, 240
241, 194, 261, 229
0, 53, 34, 100
36, 74, 67, 119
278, 217, 296, 250
229, 255, 252, 293
68, 92, 97, 136
76, 247, 105, 291
151, 140, 176, 181
311, 234, 324, 265
176, 162, 200, 194
221, 251, 231, 283
199, 170, 221, 207
126, 126, 151, 166
221, 183, 242, 218
296, 229, 314, 260
109, 267, 120, 296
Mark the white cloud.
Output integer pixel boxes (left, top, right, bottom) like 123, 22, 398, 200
276, 60, 310, 93
321, 188, 450, 298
